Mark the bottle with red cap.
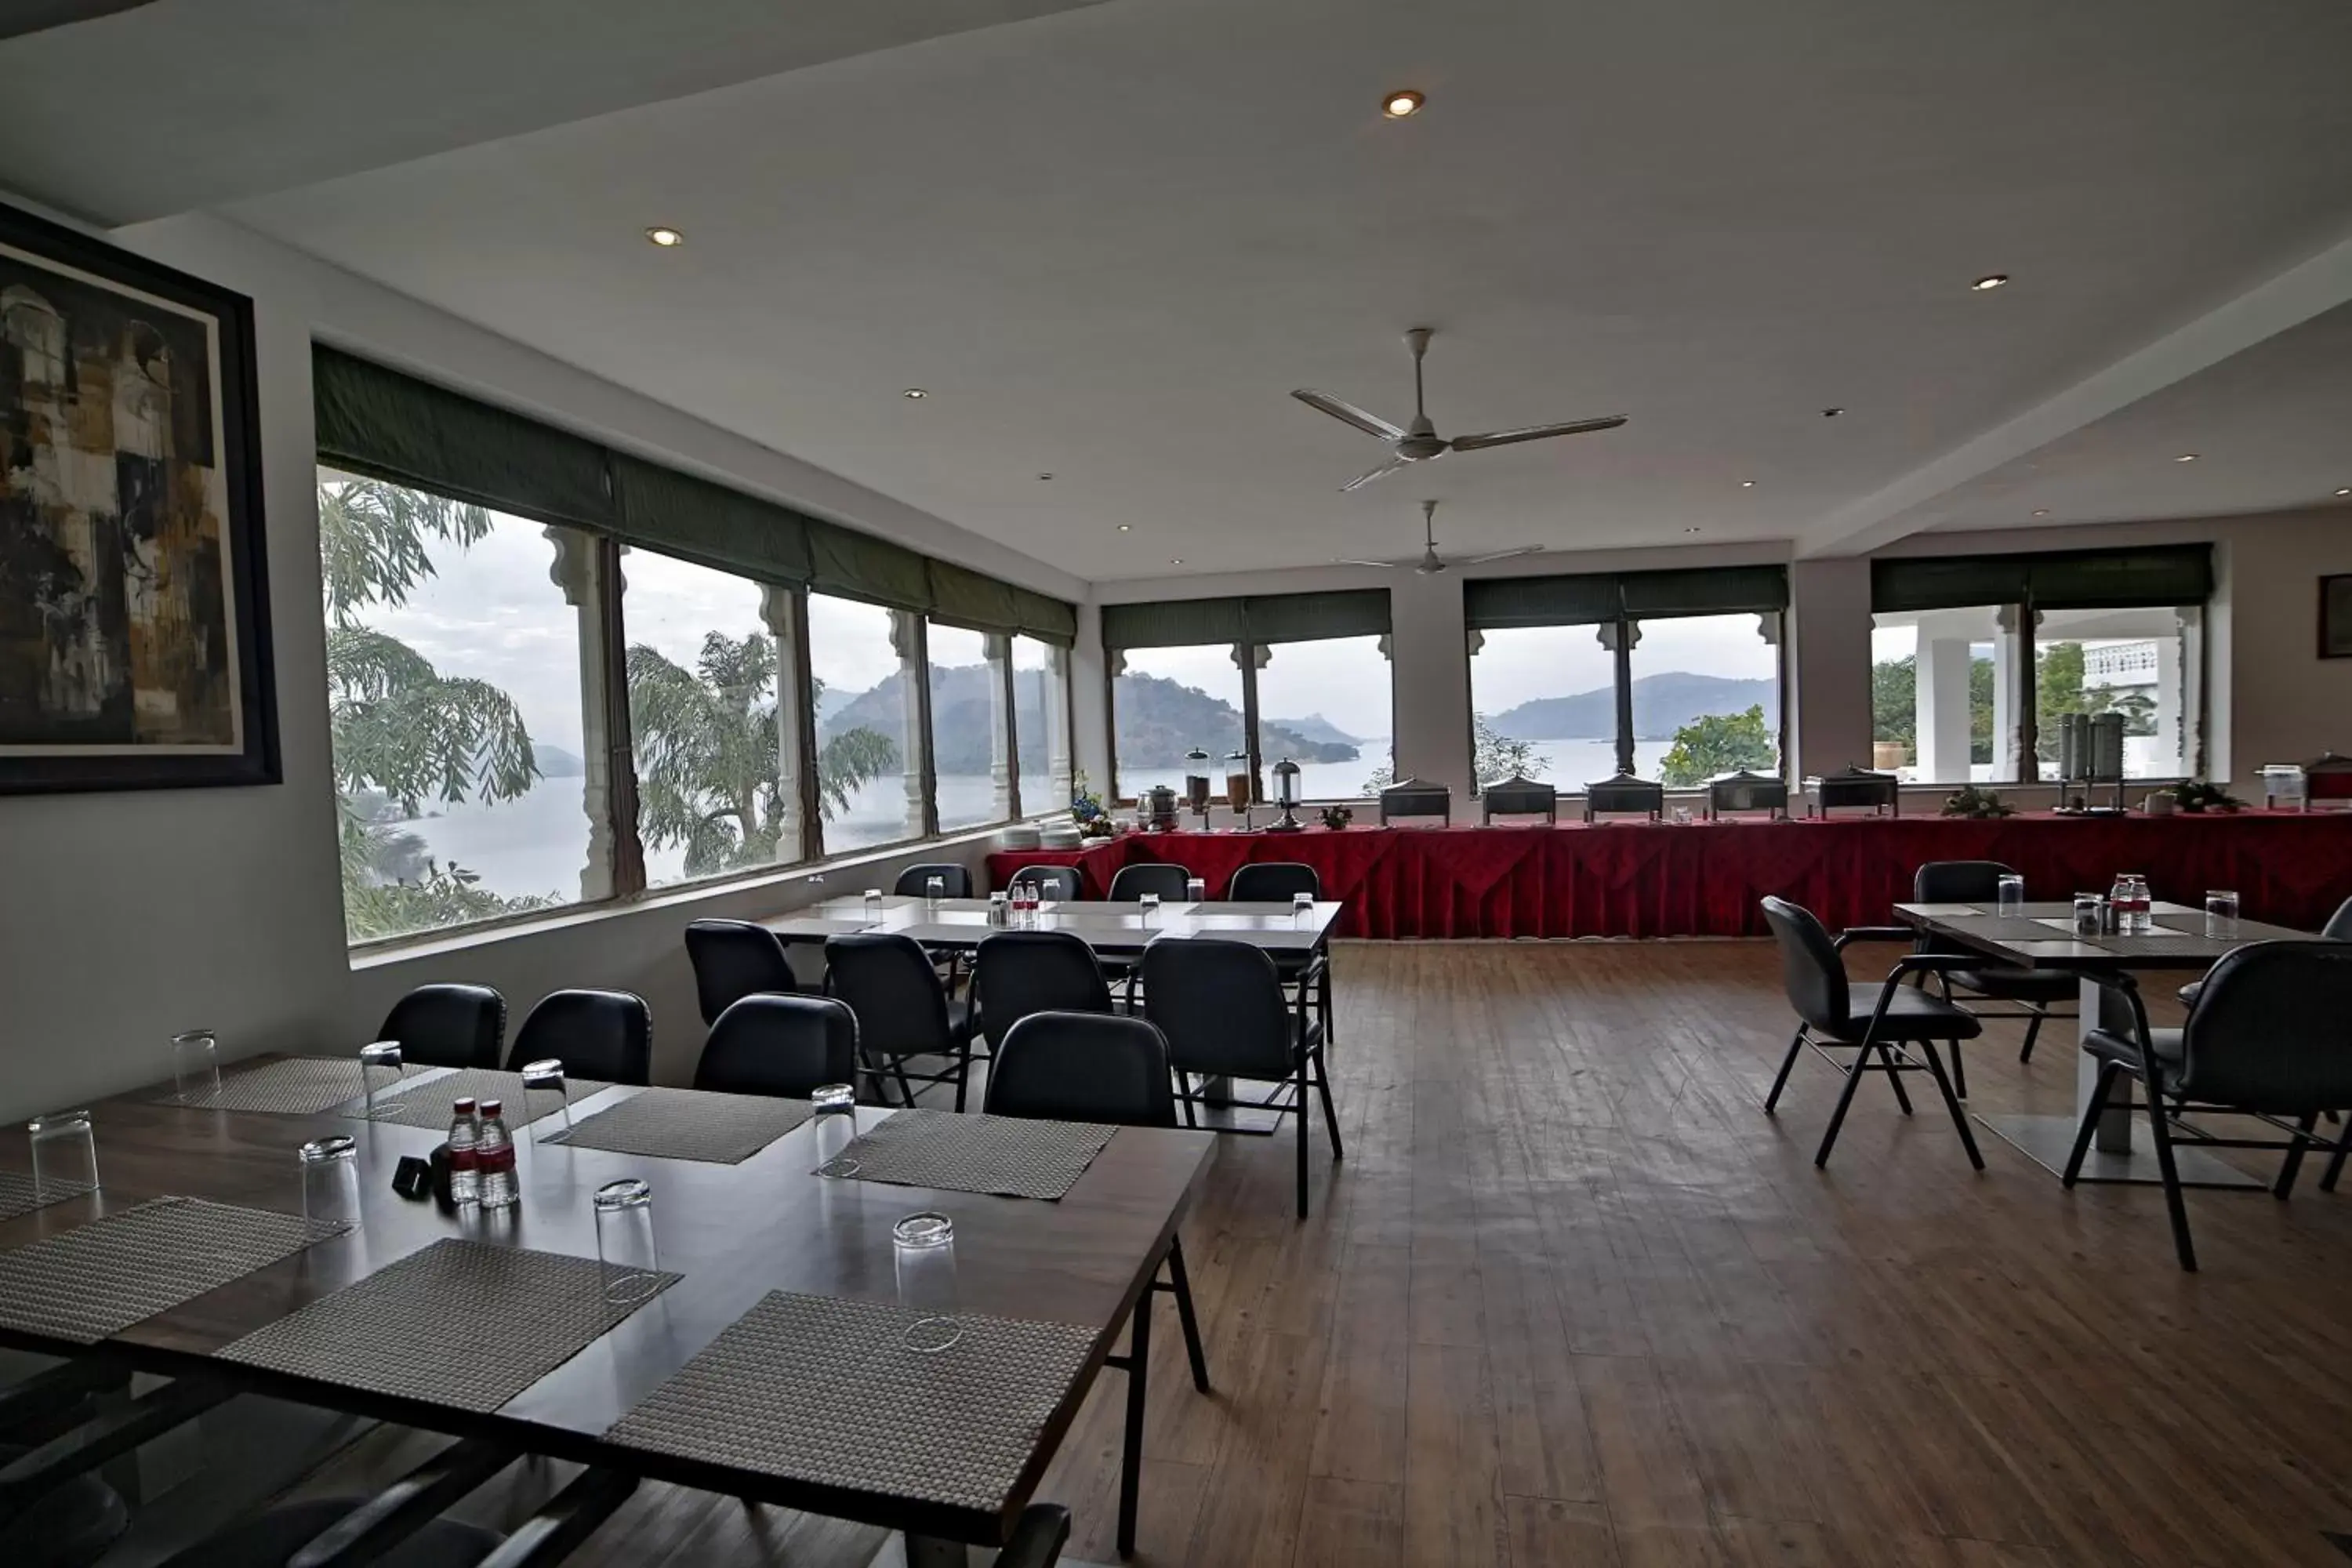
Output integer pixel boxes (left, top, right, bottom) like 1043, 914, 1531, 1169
477, 1099, 518, 1210
446, 1097, 481, 1207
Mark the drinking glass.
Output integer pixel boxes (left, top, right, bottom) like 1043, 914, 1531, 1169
171, 1029, 220, 1103
1997, 873, 2026, 916
2205, 889, 2241, 941
299, 1135, 361, 1229
862, 888, 884, 924
1138, 892, 1161, 924
358, 1040, 403, 1120
593, 1178, 662, 1305
894, 1211, 962, 1353
520, 1058, 571, 1140
811, 1083, 860, 1177
2072, 894, 2103, 937
27, 1111, 97, 1201
925, 874, 946, 913
1185, 877, 1207, 905
1293, 891, 1315, 927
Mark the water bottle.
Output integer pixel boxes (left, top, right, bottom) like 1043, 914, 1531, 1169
446, 1097, 481, 1207
476, 1099, 518, 1210
2127, 874, 2153, 935
1014, 880, 1034, 930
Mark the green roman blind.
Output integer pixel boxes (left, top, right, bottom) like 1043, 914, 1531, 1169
1100, 588, 1391, 650
926, 561, 1080, 646
314, 347, 614, 530
1873, 544, 2212, 614
608, 452, 811, 585
1464, 564, 1788, 630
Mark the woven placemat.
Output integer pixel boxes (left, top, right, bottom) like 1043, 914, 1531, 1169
833, 1111, 1114, 1200
361, 1069, 610, 1130
221, 1238, 677, 1413
0, 1197, 340, 1345
155, 1057, 437, 1116
0, 1171, 82, 1223
545, 1087, 811, 1165
607, 1290, 1097, 1513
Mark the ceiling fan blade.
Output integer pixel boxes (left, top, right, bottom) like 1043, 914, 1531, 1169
1334, 558, 1407, 569
1448, 415, 1628, 452
1292, 389, 1406, 442
1460, 546, 1548, 565
1338, 454, 1410, 492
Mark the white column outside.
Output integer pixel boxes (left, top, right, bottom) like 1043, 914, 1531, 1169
983, 632, 1014, 820
546, 528, 615, 902
887, 608, 928, 839
757, 585, 809, 863
1046, 643, 1075, 807
1914, 622, 1974, 784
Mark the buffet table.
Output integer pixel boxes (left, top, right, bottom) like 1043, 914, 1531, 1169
982, 811, 2352, 940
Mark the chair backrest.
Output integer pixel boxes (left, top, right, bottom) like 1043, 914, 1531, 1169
985, 1012, 1177, 1128
683, 919, 797, 1026
1007, 864, 1084, 901
1141, 938, 1294, 1080
2323, 894, 2352, 942
1108, 862, 1191, 903
693, 995, 860, 1099
1230, 862, 1319, 903
2180, 940, 2352, 1111
1759, 896, 1849, 1036
823, 933, 956, 1059
974, 931, 1111, 1044
894, 862, 974, 899
1911, 861, 2017, 957
507, 989, 652, 1084
375, 984, 505, 1071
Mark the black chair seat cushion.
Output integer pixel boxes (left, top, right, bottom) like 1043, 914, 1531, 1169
1947, 965, 2078, 1004
156, 1498, 497, 1568
1826, 984, 1984, 1043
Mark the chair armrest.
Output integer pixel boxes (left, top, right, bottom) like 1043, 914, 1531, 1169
1833, 925, 1923, 951
997, 1504, 1073, 1568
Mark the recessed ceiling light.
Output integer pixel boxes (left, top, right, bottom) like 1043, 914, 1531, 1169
1821, 407, 1844, 418
1683, 527, 1703, 534
2336, 487, 2351, 497
1970, 274, 2009, 292
1037, 472, 1056, 481
1381, 89, 1425, 118
1116, 524, 1131, 532
1739, 479, 1757, 488
2174, 452, 2198, 463
2032, 509, 2051, 517
902, 387, 927, 400
1170, 557, 1184, 565
644, 226, 684, 248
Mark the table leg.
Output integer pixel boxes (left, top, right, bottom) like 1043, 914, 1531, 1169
2081, 974, 2136, 1154
900, 1533, 967, 1568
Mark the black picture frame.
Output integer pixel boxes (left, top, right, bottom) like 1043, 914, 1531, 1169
0, 199, 278, 793
2322, 575, 2352, 661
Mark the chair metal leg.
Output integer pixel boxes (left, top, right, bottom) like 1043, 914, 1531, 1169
2143, 1088, 2198, 1271
1117, 1287, 1150, 1558
891, 1058, 919, 1107
1915, 1041, 1984, 1171
1311, 1049, 1344, 1161
1165, 1238, 1210, 1392
2324, 1119, 2352, 1193
2274, 1112, 2321, 1199
953, 1038, 971, 1115
1875, 1044, 1915, 1116
2019, 1007, 2045, 1064
2062, 1061, 2123, 1187
1813, 1038, 1875, 1169
1948, 1038, 1968, 1101
1177, 1072, 1199, 1129
1295, 1060, 1312, 1219
1764, 1025, 1807, 1113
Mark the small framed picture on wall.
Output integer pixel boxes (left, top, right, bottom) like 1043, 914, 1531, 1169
2325, 575, 2352, 659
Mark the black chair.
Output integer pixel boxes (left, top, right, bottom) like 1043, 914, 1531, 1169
693, 995, 860, 1100
375, 984, 506, 1071
505, 989, 652, 1086
998, 1504, 1076, 1568
1759, 895, 1984, 1171
894, 862, 974, 899
1142, 938, 1342, 1218
973, 931, 1113, 1051
1911, 861, 2078, 1086
2067, 942, 2352, 1271
1108, 862, 1191, 902
2180, 893, 2352, 1007
824, 932, 979, 1109
1228, 862, 1335, 1045
987, 1014, 1208, 1557
683, 919, 797, 1027
1006, 863, 1085, 902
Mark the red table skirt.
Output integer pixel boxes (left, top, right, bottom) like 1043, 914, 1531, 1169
984, 812, 2352, 940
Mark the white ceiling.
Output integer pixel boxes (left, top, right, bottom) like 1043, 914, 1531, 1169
9, 0, 2352, 582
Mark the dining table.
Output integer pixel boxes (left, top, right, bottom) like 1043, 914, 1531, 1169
0, 1057, 1214, 1565
1891, 898, 2318, 1189
762, 893, 1341, 960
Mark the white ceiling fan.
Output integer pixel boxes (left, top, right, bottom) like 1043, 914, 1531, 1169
1337, 499, 1543, 575
1293, 327, 1626, 492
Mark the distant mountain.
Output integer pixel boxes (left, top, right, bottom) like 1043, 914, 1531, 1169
1486, 672, 1778, 741
533, 743, 584, 779
822, 664, 1060, 774
1266, 712, 1363, 748
1109, 673, 1356, 768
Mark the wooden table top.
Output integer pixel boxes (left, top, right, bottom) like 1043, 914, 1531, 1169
1892, 899, 2318, 971
0, 1062, 1214, 1544
764, 895, 1341, 956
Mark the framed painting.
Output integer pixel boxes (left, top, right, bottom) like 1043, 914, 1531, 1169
2323, 575, 2352, 661
0, 199, 277, 793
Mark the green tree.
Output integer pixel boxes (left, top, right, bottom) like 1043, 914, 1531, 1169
1871, 656, 1916, 750
1657, 704, 1777, 786
1361, 715, 1549, 794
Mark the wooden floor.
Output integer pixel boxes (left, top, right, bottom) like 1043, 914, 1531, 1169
288, 942, 2352, 1566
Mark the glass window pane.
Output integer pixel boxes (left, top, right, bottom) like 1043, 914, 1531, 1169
1255, 636, 1391, 798
319, 468, 602, 943
1632, 613, 1782, 786
1012, 635, 1067, 818
927, 621, 1008, 833
620, 549, 787, 888
1466, 624, 1619, 787
809, 594, 920, 854
1870, 606, 2019, 783
1113, 644, 1243, 801
2034, 606, 2192, 781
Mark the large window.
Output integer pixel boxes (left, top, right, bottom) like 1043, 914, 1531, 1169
319, 470, 607, 942
1255, 636, 1392, 797
1467, 625, 1629, 789
1870, 608, 2014, 782
1635, 614, 1782, 786
926, 621, 1010, 833
808, 594, 921, 855
1012, 634, 1069, 816
1112, 644, 1245, 802
2037, 607, 2197, 781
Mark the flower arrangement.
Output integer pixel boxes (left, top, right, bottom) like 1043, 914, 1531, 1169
1070, 771, 1115, 837
1319, 804, 1354, 831
1940, 785, 2015, 819
2170, 779, 2244, 815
